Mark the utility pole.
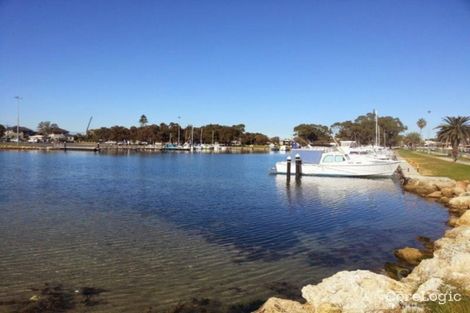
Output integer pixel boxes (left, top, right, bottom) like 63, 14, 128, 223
14, 96, 22, 145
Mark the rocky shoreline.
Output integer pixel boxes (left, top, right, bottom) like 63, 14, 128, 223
254, 161, 470, 313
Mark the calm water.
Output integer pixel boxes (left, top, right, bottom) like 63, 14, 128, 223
0, 151, 448, 312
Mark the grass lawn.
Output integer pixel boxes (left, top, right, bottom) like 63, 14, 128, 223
398, 149, 470, 181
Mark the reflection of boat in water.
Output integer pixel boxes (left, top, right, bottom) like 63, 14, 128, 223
274, 150, 400, 177
274, 175, 397, 205
162, 143, 191, 151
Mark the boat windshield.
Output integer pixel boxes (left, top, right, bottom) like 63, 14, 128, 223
322, 154, 347, 163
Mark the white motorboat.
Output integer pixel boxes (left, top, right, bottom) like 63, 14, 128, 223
274, 150, 400, 177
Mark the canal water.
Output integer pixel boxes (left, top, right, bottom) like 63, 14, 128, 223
0, 151, 448, 312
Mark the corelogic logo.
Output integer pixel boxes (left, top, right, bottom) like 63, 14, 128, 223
386, 291, 462, 305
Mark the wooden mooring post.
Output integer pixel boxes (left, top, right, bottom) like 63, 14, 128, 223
295, 153, 302, 180
286, 156, 291, 182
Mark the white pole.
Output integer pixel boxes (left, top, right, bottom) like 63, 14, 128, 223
14, 96, 22, 145
191, 125, 194, 151
374, 109, 378, 147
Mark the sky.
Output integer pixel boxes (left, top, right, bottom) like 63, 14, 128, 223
1, 0, 469, 137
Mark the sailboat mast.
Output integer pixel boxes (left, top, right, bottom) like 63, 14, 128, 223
374, 109, 378, 147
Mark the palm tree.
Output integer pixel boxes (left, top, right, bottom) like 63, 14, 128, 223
139, 114, 148, 127
416, 118, 427, 140
435, 116, 470, 162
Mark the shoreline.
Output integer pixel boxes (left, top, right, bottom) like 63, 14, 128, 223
0, 143, 271, 153
254, 155, 470, 313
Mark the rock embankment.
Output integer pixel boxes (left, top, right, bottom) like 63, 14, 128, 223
254, 176, 470, 313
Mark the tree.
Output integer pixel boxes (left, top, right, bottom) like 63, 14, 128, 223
435, 116, 470, 162
0, 124, 5, 138
37, 121, 60, 135
139, 115, 148, 127
270, 136, 280, 144
417, 118, 427, 139
403, 132, 422, 149
332, 112, 406, 147
293, 124, 331, 145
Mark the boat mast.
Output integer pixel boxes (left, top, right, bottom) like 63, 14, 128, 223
374, 109, 378, 148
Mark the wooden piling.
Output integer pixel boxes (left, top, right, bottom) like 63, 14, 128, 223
286, 156, 291, 181
295, 153, 302, 179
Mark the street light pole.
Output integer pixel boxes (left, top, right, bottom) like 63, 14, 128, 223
14, 96, 22, 145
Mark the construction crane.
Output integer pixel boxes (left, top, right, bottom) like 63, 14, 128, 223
85, 116, 93, 135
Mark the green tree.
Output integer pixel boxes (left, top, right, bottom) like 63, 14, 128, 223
417, 118, 427, 139
0, 124, 5, 138
403, 132, 422, 149
37, 121, 60, 135
293, 123, 331, 145
139, 114, 148, 127
332, 112, 406, 146
270, 136, 280, 144
435, 116, 470, 162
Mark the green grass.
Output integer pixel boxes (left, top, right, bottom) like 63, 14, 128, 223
424, 293, 470, 313
398, 149, 470, 181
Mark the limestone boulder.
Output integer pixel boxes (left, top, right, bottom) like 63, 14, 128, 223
453, 187, 466, 196
440, 187, 454, 198
456, 181, 469, 190
456, 210, 470, 226
412, 278, 445, 301
449, 196, 470, 211
394, 247, 427, 265
432, 178, 457, 190
301, 270, 412, 313
404, 226, 470, 293
426, 191, 442, 198
253, 297, 313, 313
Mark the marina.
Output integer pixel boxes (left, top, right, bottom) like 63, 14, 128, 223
0, 150, 449, 312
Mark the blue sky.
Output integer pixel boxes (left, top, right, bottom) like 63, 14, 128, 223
1, 0, 469, 137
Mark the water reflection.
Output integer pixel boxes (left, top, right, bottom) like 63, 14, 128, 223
276, 175, 398, 206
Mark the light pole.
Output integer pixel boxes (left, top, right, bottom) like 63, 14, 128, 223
14, 96, 22, 145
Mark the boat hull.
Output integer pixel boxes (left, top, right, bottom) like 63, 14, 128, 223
274, 161, 400, 177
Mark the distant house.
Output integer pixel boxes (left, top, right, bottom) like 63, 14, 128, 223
48, 128, 70, 142
28, 134, 45, 143
4, 126, 35, 141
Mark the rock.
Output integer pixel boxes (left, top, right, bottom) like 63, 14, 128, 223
301, 270, 412, 313
440, 187, 454, 198
29, 295, 39, 301
467, 184, 470, 192
439, 196, 450, 204
412, 278, 445, 301
456, 181, 469, 190
456, 210, 470, 226
317, 303, 342, 313
426, 191, 442, 198
416, 236, 434, 251
394, 247, 426, 265
404, 180, 438, 196
384, 262, 412, 280
432, 178, 457, 190
404, 226, 470, 293
449, 196, 470, 211
453, 187, 466, 196
448, 216, 459, 227
254, 297, 313, 313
